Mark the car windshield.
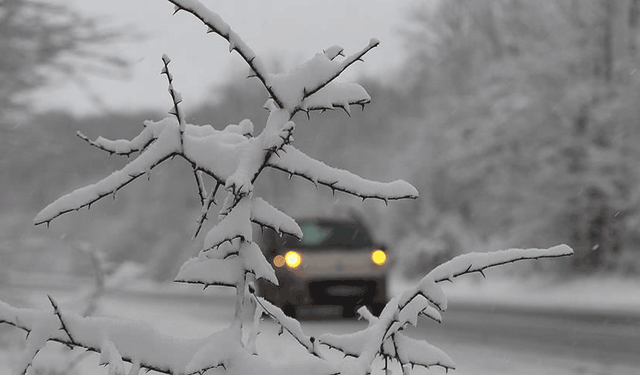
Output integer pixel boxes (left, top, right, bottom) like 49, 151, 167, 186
282, 220, 373, 250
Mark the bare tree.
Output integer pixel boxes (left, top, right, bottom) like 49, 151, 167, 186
0, 0, 127, 122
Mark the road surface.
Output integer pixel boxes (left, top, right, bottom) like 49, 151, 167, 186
2, 283, 639, 374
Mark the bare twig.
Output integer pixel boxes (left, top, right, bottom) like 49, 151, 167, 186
193, 181, 222, 239
48, 295, 76, 348
161, 54, 186, 148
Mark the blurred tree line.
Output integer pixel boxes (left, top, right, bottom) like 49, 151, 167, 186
395, 0, 640, 275
2, 0, 640, 280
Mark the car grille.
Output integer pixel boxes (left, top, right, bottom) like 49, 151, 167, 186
308, 280, 378, 304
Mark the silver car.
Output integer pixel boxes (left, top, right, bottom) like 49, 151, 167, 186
258, 217, 388, 319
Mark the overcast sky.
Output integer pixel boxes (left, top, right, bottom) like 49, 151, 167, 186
33, 0, 418, 116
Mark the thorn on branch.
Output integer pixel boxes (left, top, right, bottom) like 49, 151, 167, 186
48, 295, 75, 348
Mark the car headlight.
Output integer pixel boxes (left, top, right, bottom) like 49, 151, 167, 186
285, 251, 302, 269
273, 255, 286, 268
371, 249, 387, 266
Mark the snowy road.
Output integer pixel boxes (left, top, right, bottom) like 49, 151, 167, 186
106, 289, 640, 375
405, 303, 640, 374
2, 284, 639, 374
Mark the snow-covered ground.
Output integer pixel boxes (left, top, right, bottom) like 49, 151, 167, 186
393, 273, 640, 316
1, 274, 639, 374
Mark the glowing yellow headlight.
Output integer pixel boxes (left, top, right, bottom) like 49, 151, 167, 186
371, 249, 387, 266
285, 251, 302, 269
273, 255, 286, 268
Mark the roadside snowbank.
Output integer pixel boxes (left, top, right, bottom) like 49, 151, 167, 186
391, 274, 640, 317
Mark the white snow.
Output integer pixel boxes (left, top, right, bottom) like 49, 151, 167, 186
249, 197, 302, 239
203, 195, 252, 251
2, 274, 640, 375
174, 256, 243, 287
268, 145, 419, 201
427, 245, 574, 283
301, 82, 371, 113
269, 52, 346, 109
34, 117, 182, 225
242, 241, 278, 285
19, 2, 588, 375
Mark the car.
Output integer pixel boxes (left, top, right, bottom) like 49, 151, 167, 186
257, 216, 389, 319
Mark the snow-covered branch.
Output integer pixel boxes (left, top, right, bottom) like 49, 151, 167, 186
300, 82, 371, 116
251, 294, 323, 358
293, 39, 379, 113
268, 145, 418, 202
317, 245, 574, 375
427, 245, 574, 283
76, 124, 155, 157
167, 0, 285, 109
14, 1, 576, 374
0, 299, 207, 374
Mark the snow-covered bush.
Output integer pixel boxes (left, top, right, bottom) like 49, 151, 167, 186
0, 1, 573, 374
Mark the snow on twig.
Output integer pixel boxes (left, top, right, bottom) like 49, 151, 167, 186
300, 82, 371, 116
20, 1, 575, 374
202, 195, 252, 251
0, 299, 209, 374
319, 245, 574, 375
75, 119, 164, 157
168, 0, 285, 109
251, 294, 323, 358
249, 197, 302, 239
267, 145, 418, 202
34, 120, 182, 226
427, 244, 574, 283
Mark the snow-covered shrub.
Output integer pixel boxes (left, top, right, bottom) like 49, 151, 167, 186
0, 1, 573, 374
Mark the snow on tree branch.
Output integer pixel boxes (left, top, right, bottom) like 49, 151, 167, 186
300, 82, 372, 116
427, 244, 574, 283
250, 197, 303, 239
268, 145, 419, 202
34, 118, 181, 226
251, 294, 323, 358
8, 1, 575, 374
267, 39, 379, 113
0, 298, 219, 374
316, 245, 574, 375
167, 0, 285, 109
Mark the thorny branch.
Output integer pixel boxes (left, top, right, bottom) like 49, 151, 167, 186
294, 39, 379, 114
76, 130, 154, 157
249, 289, 323, 359
161, 54, 186, 148
167, 0, 285, 109
193, 181, 222, 239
